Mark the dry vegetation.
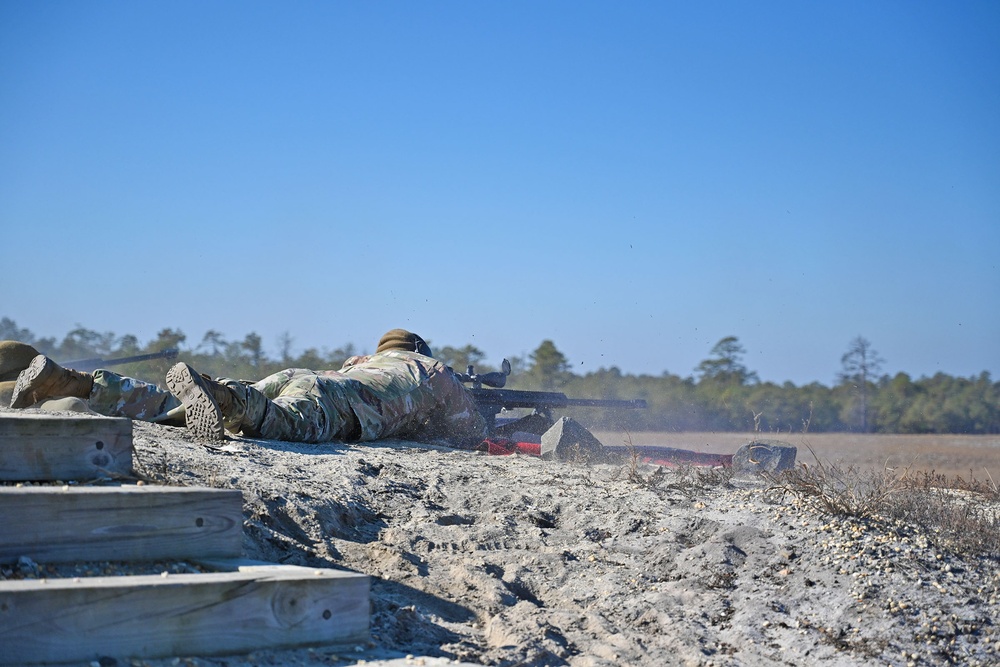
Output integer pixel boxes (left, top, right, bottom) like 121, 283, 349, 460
601, 431, 1000, 562
761, 446, 1000, 559
594, 430, 1000, 479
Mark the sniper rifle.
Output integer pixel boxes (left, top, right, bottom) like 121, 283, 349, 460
452, 360, 793, 473
452, 359, 647, 431
62, 349, 180, 373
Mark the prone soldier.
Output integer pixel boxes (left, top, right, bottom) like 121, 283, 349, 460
6, 330, 487, 448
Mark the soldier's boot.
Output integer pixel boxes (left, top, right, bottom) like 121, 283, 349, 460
10, 355, 95, 409
165, 362, 238, 440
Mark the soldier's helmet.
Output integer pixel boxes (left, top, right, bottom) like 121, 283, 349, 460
376, 329, 433, 358
0, 340, 40, 382
0, 340, 41, 407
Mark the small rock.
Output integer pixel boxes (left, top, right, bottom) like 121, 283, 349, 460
16, 556, 40, 578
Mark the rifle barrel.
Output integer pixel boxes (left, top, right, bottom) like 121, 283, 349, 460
469, 388, 646, 410
62, 349, 180, 372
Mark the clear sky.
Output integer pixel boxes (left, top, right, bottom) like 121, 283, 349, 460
2, 1, 998, 386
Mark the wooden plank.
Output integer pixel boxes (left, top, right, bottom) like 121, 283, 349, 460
0, 413, 132, 481
0, 567, 370, 664
194, 556, 326, 574
0, 486, 243, 563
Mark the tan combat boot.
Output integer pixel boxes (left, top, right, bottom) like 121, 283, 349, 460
165, 363, 237, 440
9, 355, 95, 409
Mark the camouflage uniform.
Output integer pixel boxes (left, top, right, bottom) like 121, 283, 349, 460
215, 350, 487, 447
9, 343, 485, 447
88, 370, 182, 421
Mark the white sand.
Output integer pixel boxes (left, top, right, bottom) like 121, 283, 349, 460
8, 414, 1000, 667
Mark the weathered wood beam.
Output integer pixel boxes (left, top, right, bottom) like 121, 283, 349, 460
0, 567, 370, 664
0, 486, 243, 564
0, 413, 132, 481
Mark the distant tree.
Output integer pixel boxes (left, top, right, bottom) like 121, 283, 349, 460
695, 336, 758, 385
692, 337, 760, 430
871, 372, 917, 433
894, 371, 1000, 435
526, 340, 572, 390
117, 334, 141, 356
277, 331, 294, 366
58, 326, 117, 360
102, 329, 186, 380
967, 372, 1000, 434
150, 328, 187, 353
198, 330, 228, 357
241, 333, 265, 371
326, 343, 357, 369
505, 355, 528, 379
270, 342, 357, 374
797, 382, 842, 432
435, 344, 487, 372
0, 317, 35, 344
295, 347, 328, 371
838, 336, 884, 432
745, 381, 817, 434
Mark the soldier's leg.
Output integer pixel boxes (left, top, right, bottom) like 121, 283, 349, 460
90, 369, 181, 421
242, 373, 359, 443
167, 364, 357, 443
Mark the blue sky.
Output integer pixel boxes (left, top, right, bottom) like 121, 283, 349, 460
2, 1, 997, 386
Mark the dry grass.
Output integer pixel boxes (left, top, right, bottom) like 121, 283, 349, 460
598, 431, 1000, 558
764, 445, 1000, 558
764, 453, 909, 519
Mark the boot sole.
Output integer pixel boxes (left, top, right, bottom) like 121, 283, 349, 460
165, 363, 225, 440
9, 355, 52, 409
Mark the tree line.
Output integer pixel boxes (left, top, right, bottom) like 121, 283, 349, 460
2, 318, 997, 435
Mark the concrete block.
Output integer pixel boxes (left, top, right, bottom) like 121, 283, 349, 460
540, 417, 605, 462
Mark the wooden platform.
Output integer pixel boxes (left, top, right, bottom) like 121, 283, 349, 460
0, 412, 370, 665
0, 412, 132, 481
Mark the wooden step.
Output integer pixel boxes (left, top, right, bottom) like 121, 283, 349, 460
0, 413, 132, 481
0, 485, 244, 563
0, 413, 373, 663
0, 559, 370, 664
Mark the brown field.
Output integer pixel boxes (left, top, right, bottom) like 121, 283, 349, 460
593, 430, 1000, 480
